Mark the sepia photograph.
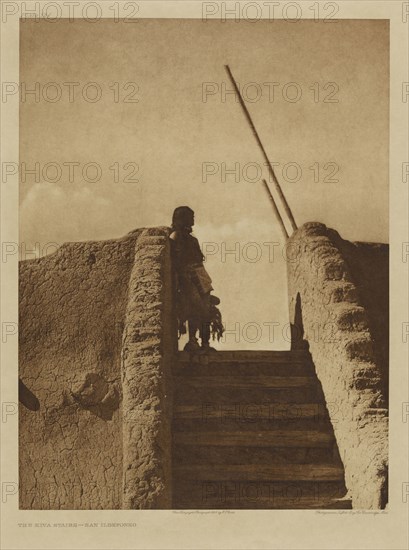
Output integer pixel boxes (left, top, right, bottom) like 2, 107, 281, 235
17, 15, 389, 511
1, 2, 408, 549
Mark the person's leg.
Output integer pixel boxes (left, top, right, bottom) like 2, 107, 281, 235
200, 319, 211, 347
188, 317, 200, 341
183, 316, 201, 351
199, 293, 216, 351
181, 279, 201, 351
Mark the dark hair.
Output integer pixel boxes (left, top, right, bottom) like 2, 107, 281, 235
172, 206, 194, 229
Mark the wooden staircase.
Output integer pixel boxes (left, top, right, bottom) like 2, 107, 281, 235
171, 350, 351, 509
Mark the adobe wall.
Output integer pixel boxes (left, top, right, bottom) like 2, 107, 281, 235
19, 222, 389, 510
287, 222, 389, 509
19, 226, 174, 509
329, 235, 389, 400
121, 228, 174, 509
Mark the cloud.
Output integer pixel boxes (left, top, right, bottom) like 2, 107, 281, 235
20, 182, 142, 256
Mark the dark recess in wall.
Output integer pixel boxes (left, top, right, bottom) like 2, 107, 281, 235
328, 230, 389, 403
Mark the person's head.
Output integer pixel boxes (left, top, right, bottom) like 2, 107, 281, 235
172, 206, 195, 231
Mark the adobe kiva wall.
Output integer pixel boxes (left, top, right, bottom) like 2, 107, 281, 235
19, 226, 174, 509
20, 222, 389, 510
121, 228, 174, 509
287, 222, 388, 509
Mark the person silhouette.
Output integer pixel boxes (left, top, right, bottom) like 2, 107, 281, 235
169, 206, 221, 352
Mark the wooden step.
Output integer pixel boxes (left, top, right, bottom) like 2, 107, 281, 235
174, 430, 335, 448
174, 403, 327, 421
174, 386, 324, 404
177, 350, 310, 364
171, 349, 348, 510
173, 495, 352, 510
174, 375, 316, 389
174, 362, 315, 377
172, 497, 352, 510
173, 445, 337, 466
173, 419, 333, 434
172, 478, 350, 509
173, 463, 345, 482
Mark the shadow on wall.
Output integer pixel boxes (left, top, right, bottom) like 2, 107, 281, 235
70, 372, 120, 421
290, 293, 309, 352
328, 231, 389, 403
288, 234, 389, 405
19, 378, 40, 411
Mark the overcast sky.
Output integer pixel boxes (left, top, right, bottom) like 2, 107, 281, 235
20, 19, 389, 350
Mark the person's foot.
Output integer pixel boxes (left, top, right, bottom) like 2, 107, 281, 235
184, 339, 201, 352
201, 343, 217, 352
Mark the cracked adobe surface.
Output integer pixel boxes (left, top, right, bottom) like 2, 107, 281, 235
19, 230, 142, 509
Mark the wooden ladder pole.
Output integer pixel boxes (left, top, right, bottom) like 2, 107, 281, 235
272, 179, 298, 233
224, 64, 298, 234
262, 179, 289, 240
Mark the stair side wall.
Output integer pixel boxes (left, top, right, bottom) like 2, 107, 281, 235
327, 234, 389, 401
121, 227, 174, 509
287, 222, 388, 509
19, 226, 175, 510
